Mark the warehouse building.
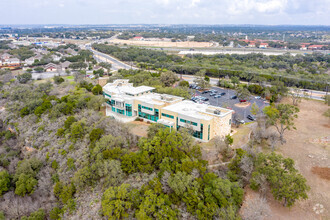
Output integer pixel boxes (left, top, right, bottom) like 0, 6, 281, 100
103, 79, 233, 141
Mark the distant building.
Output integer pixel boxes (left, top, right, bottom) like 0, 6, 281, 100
248, 41, 256, 47
24, 56, 37, 66
187, 36, 195, 41
102, 79, 233, 141
44, 63, 59, 72
60, 61, 71, 71
132, 36, 144, 41
308, 45, 326, 50
300, 44, 308, 50
0, 57, 20, 69
51, 54, 61, 62
1, 53, 11, 60
259, 43, 268, 48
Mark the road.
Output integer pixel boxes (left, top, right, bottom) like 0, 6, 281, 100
32, 72, 69, 80
87, 43, 327, 101
87, 46, 136, 71
180, 74, 327, 101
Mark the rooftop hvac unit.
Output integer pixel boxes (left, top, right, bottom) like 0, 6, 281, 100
214, 110, 221, 115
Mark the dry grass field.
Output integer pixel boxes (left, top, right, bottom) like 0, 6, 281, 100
110, 39, 214, 48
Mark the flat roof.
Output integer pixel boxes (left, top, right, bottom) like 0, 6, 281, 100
162, 100, 232, 120
134, 93, 183, 106
103, 84, 155, 96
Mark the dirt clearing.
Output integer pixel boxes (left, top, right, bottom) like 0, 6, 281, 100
266, 98, 330, 219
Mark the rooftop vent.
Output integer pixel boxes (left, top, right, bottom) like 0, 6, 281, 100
214, 110, 221, 115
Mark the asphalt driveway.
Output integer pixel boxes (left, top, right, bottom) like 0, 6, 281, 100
191, 86, 269, 123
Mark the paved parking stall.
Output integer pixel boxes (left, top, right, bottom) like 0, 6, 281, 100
190, 86, 269, 123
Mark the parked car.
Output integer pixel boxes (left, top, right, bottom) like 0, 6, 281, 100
201, 97, 209, 101
230, 95, 237, 99
240, 99, 247, 102
214, 95, 222, 98
247, 115, 256, 121
220, 92, 226, 96
255, 96, 261, 99
210, 93, 216, 96
235, 119, 245, 124
196, 86, 201, 90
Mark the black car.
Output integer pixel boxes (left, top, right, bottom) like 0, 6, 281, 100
247, 115, 256, 121
230, 95, 237, 99
220, 92, 226, 96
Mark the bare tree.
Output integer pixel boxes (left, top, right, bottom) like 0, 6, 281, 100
288, 88, 302, 106
267, 132, 279, 152
214, 136, 226, 156
241, 196, 271, 220
239, 155, 254, 186
160, 171, 172, 194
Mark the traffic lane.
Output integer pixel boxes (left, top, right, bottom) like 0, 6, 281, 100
193, 87, 268, 122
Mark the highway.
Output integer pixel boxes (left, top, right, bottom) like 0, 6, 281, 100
86, 45, 136, 71
88, 43, 327, 101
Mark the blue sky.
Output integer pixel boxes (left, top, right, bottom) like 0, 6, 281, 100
1, 0, 330, 25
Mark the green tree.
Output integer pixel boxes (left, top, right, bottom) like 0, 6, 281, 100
263, 104, 299, 144
37, 82, 53, 95
15, 173, 38, 196
160, 71, 178, 87
17, 73, 32, 84
0, 211, 4, 220
136, 190, 177, 220
194, 70, 210, 90
102, 184, 133, 219
34, 67, 44, 73
179, 80, 189, 87
146, 123, 166, 139
251, 153, 310, 207
21, 209, 45, 220
0, 170, 10, 196
168, 171, 194, 197
70, 121, 85, 140
250, 102, 260, 116
225, 134, 233, 146
235, 86, 251, 101
64, 116, 77, 130
69, 62, 87, 70
92, 84, 102, 95
99, 62, 112, 74
54, 75, 65, 84
231, 77, 240, 88
324, 95, 330, 106
89, 128, 104, 143
67, 158, 76, 170
49, 206, 62, 220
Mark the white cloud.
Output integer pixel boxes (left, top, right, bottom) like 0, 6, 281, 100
1, 0, 329, 24
228, 0, 287, 15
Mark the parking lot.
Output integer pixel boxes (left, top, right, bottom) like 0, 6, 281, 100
190, 86, 269, 123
